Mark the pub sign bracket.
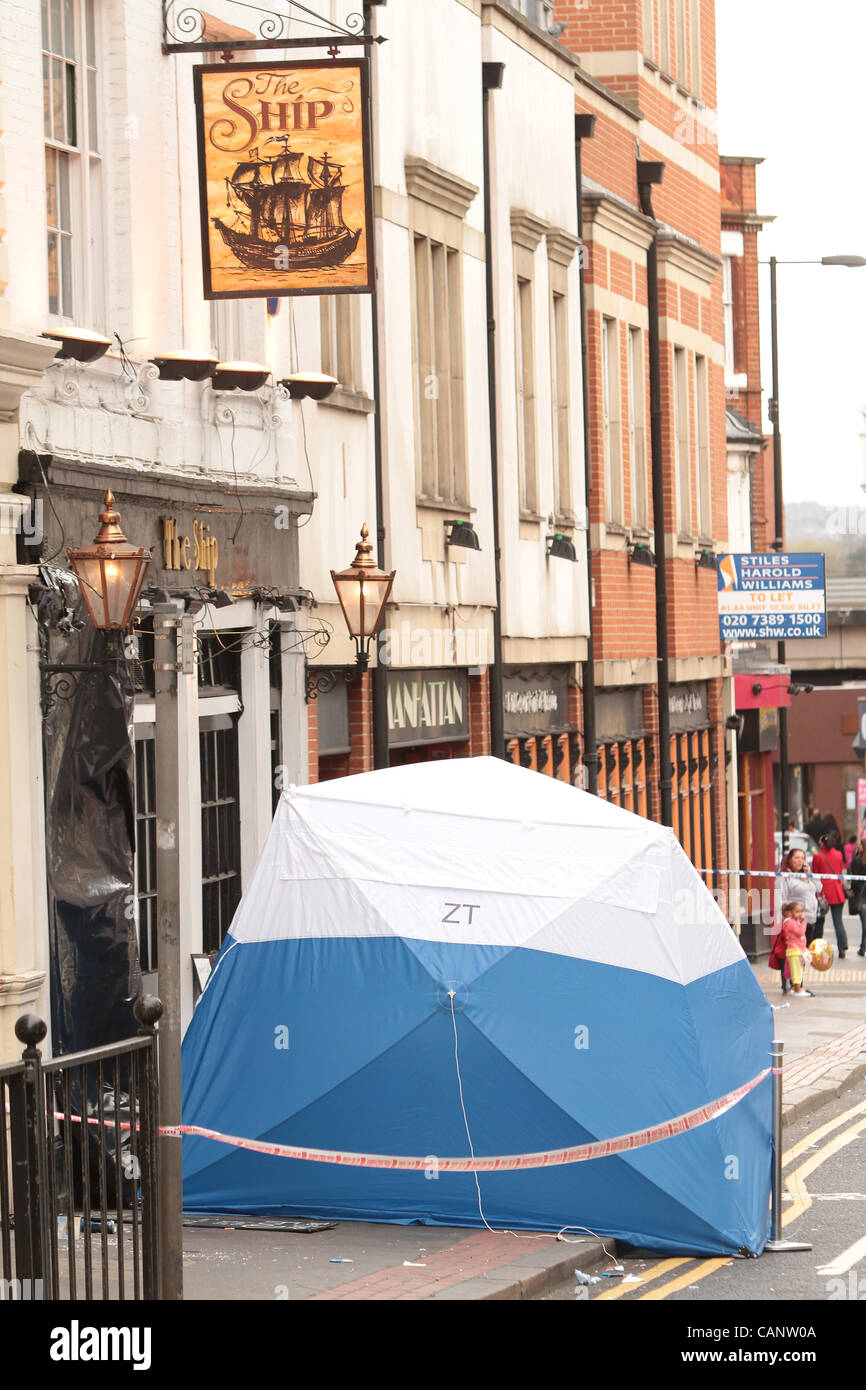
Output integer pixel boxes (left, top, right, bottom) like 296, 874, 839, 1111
162, 1, 383, 55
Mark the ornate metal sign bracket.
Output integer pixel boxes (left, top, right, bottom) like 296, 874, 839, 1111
305, 665, 361, 703
162, 1, 383, 55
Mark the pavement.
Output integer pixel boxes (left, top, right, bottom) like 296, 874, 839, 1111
182, 940, 866, 1303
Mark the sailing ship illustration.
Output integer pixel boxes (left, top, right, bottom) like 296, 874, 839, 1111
213, 136, 362, 272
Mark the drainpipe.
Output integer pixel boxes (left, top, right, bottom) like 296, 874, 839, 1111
575, 114, 598, 794
482, 61, 506, 760
366, 0, 390, 770
637, 160, 672, 827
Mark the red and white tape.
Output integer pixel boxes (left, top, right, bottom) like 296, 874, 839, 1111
160, 1068, 772, 1172
8, 1068, 773, 1172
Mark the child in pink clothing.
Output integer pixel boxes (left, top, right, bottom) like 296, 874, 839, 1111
781, 902, 811, 997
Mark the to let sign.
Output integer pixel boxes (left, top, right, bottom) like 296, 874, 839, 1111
194, 60, 374, 300
717, 553, 826, 641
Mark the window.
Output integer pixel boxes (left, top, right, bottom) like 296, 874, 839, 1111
42, 0, 104, 324
200, 717, 242, 954
675, 0, 687, 84
198, 634, 242, 953
507, 0, 554, 27
515, 275, 537, 513
602, 317, 622, 524
210, 300, 267, 365
321, 294, 362, 394
550, 289, 571, 519
694, 354, 711, 538
673, 346, 691, 533
628, 327, 647, 528
413, 234, 467, 505
690, 0, 702, 96
722, 256, 735, 378
134, 729, 157, 973
659, 0, 671, 74
642, 0, 655, 60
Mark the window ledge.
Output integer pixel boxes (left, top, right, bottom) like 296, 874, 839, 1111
416, 497, 475, 517
319, 388, 374, 415
519, 510, 545, 525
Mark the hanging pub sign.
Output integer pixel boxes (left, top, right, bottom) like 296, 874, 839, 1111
194, 59, 374, 300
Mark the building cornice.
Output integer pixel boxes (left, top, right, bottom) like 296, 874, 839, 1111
0, 329, 59, 422
546, 227, 582, 267
656, 229, 721, 285
582, 185, 656, 252
721, 210, 777, 231
511, 208, 549, 252
404, 157, 479, 219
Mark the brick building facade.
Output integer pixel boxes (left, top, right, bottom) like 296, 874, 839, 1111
555, 0, 730, 876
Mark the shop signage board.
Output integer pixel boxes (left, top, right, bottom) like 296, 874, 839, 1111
668, 681, 708, 733
717, 553, 826, 641
194, 60, 374, 299
857, 775, 866, 834
503, 667, 571, 736
387, 669, 468, 748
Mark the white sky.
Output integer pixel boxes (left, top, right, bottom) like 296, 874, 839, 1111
715, 0, 866, 508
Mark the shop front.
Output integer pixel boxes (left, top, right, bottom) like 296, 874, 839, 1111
668, 681, 716, 876
503, 665, 580, 782
594, 688, 650, 815
387, 667, 470, 764
25, 454, 313, 1038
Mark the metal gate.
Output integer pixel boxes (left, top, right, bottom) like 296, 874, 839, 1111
0, 996, 161, 1300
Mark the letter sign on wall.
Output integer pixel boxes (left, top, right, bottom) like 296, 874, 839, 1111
194, 60, 374, 299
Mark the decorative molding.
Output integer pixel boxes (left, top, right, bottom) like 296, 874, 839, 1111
656, 230, 721, 285
546, 227, 582, 267
510, 208, 549, 253
404, 157, 479, 220
0, 329, 59, 422
581, 190, 656, 252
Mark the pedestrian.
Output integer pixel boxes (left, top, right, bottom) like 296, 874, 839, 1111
779, 901, 812, 997
775, 847, 820, 959
845, 834, 866, 958
812, 831, 849, 958
844, 834, 858, 869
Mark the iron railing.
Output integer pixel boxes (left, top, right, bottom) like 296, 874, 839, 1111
0, 996, 162, 1301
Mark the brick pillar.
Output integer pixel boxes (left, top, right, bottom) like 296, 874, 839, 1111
468, 668, 491, 756
307, 694, 319, 784
347, 671, 374, 774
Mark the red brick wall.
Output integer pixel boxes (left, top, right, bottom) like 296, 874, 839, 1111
347, 672, 373, 775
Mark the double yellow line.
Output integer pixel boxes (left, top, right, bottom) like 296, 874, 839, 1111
594, 1095, 866, 1301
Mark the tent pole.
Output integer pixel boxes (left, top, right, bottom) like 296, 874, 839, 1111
764, 1039, 811, 1254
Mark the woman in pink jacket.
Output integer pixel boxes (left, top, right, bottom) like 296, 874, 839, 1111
812, 831, 849, 958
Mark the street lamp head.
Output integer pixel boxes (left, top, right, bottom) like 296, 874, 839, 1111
331, 525, 395, 669
821, 255, 866, 268
67, 490, 151, 631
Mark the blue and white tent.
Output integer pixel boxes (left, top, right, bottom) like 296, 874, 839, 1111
182, 757, 773, 1255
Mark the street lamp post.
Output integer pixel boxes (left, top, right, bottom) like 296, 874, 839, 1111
767, 254, 866, 857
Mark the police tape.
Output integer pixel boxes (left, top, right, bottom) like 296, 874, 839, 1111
697, 868, 864, 880
9, 1068, 774, 1171
157, 1068, 773, 1172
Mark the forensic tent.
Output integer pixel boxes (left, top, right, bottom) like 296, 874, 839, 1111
181, 757, 774, 1255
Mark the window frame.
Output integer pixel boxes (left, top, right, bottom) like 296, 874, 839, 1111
627, 326, 647, 529
673, 345, 692, 535
514, 263, 538, 516
602, 316, 623, 525
694, 353, 711, 539
549, 279, 572, 522
42, 0, 105, 326
412, 231, 468, 507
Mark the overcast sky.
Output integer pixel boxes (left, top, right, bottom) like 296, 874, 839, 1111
715, 0, 866, 510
